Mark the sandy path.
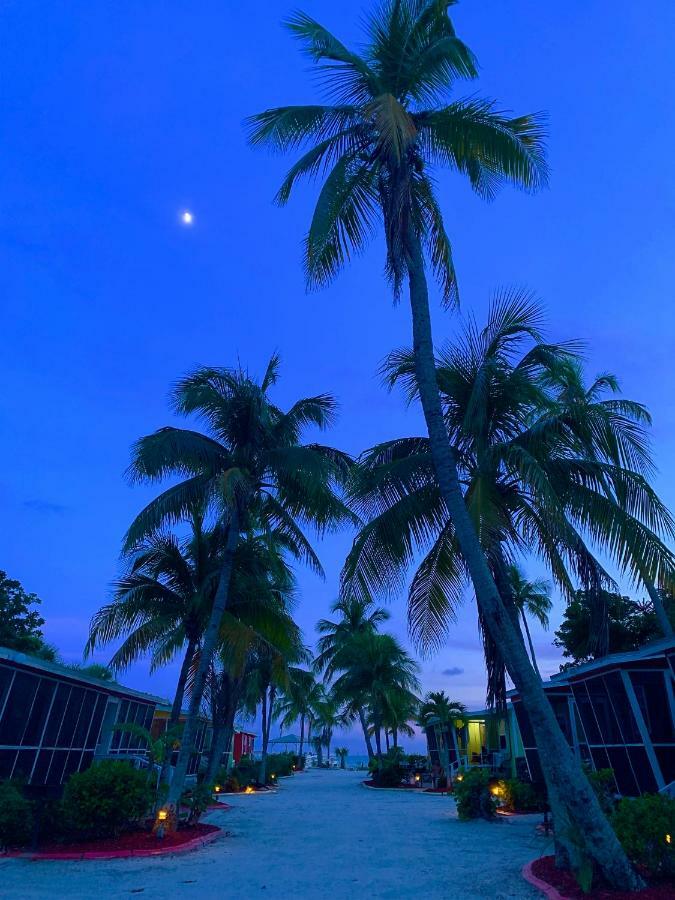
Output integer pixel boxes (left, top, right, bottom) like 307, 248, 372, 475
0, 769, 545, 899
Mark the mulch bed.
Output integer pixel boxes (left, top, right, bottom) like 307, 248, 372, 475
6, 824, 222, 859
530, 856, 675, 899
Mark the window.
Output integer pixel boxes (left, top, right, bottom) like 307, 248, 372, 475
85, 694, 106, 749
549, 695, 573, 745
57, 687, 85, 747
42, 684, 71, 746
655, 747, 675, 785
46, 749, 68, 784
32, 750, 53, 785
571, 684, 602, 744
73, 691, 97, 748
0, 749, 17, 779
627, 747, 658, 793
607, 747, 638, 796
0, 671, 40, 744
0, 666, 13, 715
602, 672, 641, 743
13, 749, 37, 781
631, 671, 674, 743
586, 676, 622, 744
22, 678, 56, 746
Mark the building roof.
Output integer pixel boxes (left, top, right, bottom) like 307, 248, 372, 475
0, 645, 167, 705
269, 733, 301, 745
547, 636, 675, 685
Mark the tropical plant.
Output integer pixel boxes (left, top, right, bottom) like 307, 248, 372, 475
612, 794, 675, 879
508, 564, 552, 676
87, 509, 222, 784
310, 684, 349, 764
335, 747, 349, 768
454, 768, 497, 821
274, 666, 322, 761
0, 782, 33, 849
381, 685, 417, 749
315, 595, 390, 757
248, 1, 645, 885
332, 631, 419, 763
0, 570, 56, 660
60, 760, 154, 840
201, 528, 301, 784
555, 590, 674, 667
124, 356, 354, 808
418, 690, 466, 726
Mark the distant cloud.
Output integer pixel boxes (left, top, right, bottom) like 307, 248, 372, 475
23, 499, 68, 515
442, 666, 464, 677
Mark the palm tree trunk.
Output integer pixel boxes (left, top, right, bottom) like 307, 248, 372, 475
357, 707, 375, 759
384, 729, 390, 752
521, 611, 541, 678
644, 579, 673, 638
167, 511, 239, 808
258, 688, 268, 785
392, 728, 398, 749
158, 637, 196, 788
405, 228, 642, 890
299, 713, 305, 760
206, 722, 234, 786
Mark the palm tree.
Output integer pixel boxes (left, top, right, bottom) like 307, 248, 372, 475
274, 667, 322, 761
246, 3, 645, 886
202, 530, 301, 784
419, 690, 466, 764
508, 565, 552, 677
381, 685, 418, 748
418, 690, 466, 726
332, 631, 419, 764
125, 357, 355, 807
335, 747, 349, 769
310, 685, 348, 765
86, 509, 222, 784
315, 595, 390, 757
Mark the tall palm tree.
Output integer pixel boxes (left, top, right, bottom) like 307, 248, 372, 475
86, 509, 222, 785
310, 685, 349, 764
332, 631, 419, 763
247, 3, 644, 886
381, 685, 418, 748
202, 530, 301, 784
315, 595, 390, 757
344, 297, 675, 705
508, 564, 552, 677
125, 357, 355, 807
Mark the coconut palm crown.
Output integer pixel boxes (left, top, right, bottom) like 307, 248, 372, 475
246, 0, 547, 304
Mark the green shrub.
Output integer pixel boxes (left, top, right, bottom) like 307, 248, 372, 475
407, 754, 427, 771
369, 749, 405, 787
454, 769, 497, 821
180, 783, 212, 825
586, 767, 617, 816
266, 752, 294, 779
230, 754, 258, 788
501, 778, 544, 813
612, 794, 675, 878
0, 782, 33, 848
61, 760, 154, 839
223, 775, 240, 793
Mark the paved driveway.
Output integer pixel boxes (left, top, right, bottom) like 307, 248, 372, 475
0, 769, 544, 899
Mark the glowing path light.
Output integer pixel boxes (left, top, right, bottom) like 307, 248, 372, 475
181, 210, 194, 225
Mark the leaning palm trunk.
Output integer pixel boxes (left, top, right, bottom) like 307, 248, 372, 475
358, 707, 375, 760
405, 231, 642, 889
644, 578, 673, 638
521, 612, 541, 678
158, 637, 196, 789
167, 513, 239, 808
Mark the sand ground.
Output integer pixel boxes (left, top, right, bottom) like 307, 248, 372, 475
0, 768, 546, 899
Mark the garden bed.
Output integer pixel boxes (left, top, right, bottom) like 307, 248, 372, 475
3, 824, 222, 860
524, 856, 675, 900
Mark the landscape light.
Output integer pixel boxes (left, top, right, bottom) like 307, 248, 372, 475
245, 786, 255, 794
667, 834, 672, 845
455, 774, 463, 782
157, 809, 168, 821
214, 785, 221, 793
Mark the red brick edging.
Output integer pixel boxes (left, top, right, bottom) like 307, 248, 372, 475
522, 859, 570, 900
4, 827, 223, 861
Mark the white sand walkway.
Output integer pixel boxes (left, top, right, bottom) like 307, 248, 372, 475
0, 769, 546, 899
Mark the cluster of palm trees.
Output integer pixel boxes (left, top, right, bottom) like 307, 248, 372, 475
85, 1, 674, 888
244, 2, 673, 889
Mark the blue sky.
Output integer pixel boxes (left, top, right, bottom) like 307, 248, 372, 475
2, 1, 675, 752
